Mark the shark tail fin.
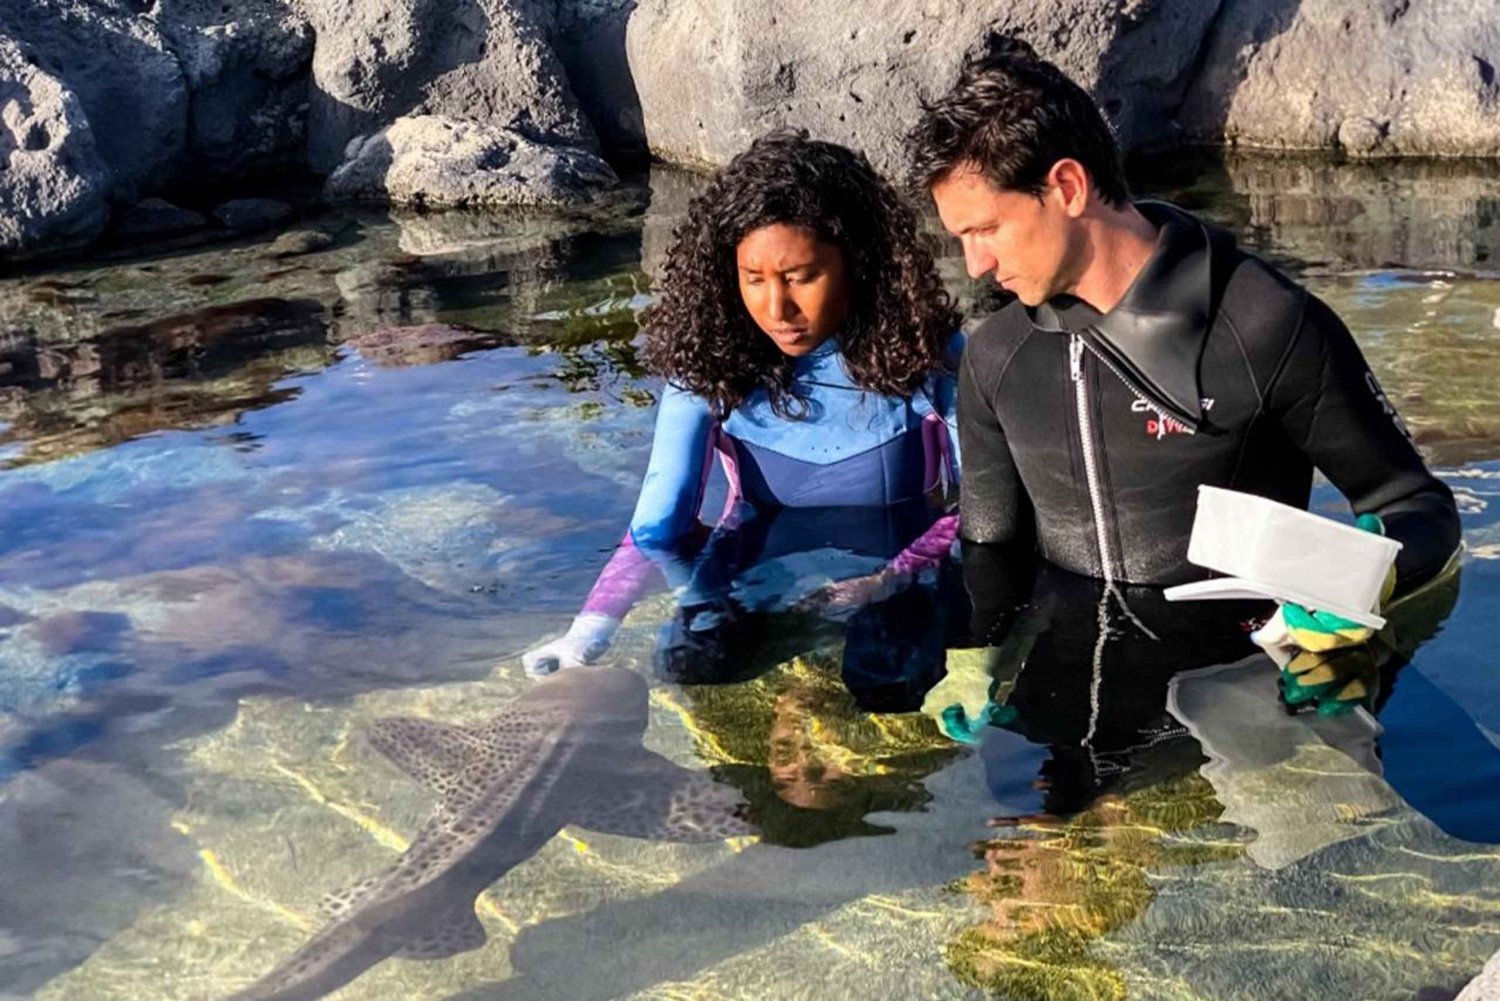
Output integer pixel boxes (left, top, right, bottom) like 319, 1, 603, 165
392, 906, 488, 960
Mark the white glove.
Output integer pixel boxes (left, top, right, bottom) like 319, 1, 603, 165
521, 613, 620, 677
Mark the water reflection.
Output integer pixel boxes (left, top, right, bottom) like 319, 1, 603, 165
0, 298, 332, 466
1126, 151, 1500, 273
956, 553, 1263, 821
949, 544, 1496, 1000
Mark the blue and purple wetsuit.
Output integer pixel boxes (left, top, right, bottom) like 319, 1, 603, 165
580, 335, 964, 624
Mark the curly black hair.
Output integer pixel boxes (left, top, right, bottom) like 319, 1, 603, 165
642, 130, 959, 420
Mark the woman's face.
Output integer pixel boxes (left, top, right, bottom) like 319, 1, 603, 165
735, 224, 850, 356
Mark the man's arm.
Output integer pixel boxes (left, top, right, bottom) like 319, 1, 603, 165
1267, 293, 1460, 596
957, 331, 1034, 547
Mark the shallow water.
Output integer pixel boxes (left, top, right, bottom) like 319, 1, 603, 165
0, 154, 1499, 1001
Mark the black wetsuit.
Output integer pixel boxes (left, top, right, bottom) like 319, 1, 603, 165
958, 200, 1460, 595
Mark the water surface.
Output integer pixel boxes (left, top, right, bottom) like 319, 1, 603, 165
1, 154, 1499, 1001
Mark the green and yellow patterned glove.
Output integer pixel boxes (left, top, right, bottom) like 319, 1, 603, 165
1251, 513, 1396, 716
921, 648, 1017, 744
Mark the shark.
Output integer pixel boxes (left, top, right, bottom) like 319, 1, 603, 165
222, 666, 754, 1001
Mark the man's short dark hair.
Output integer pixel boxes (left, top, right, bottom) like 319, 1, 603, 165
907, 35, 1130, 207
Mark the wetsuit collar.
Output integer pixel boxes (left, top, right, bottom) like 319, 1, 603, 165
791, 335, 846, 379
1028, 201, 1217, 428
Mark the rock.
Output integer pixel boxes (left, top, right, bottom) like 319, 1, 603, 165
390, 208, 594, 258
0, 32, 112, 259
154, 0, 316, 175
0, 0, 187, 197
323, 115, 617, 209
1459, 949, 1500, 1001
264, 228, 335, 258
345, 322, 514, 367
553, 0, 644, 156
622, 0, 1225, 176
213, 197, 294, 233
112, 198, 207, 241
0, 760, 196, 999
1181, 0, 1500, 157
300, 0, 594, 173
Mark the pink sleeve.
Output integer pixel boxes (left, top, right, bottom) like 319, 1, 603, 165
580, 533, 663, 619
887, 512, 960, 577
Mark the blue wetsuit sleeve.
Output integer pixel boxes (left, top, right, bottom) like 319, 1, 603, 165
627, 382, 718, 554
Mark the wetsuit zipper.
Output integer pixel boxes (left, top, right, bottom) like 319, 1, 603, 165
1070, 334, 1117, 583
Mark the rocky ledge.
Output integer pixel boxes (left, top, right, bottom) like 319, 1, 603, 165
5, 0, 1500, 260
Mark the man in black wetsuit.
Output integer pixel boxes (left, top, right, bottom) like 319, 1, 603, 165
905, 40, 1460, 703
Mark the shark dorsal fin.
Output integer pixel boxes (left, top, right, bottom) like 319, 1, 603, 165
391, 906, 488, 960
368, 716, 484, 793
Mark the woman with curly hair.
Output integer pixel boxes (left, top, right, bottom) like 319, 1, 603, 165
525, 131, 964, 701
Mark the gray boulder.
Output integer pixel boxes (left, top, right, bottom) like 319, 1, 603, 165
1182, 0, 1500, 157
0, 0, 187, 197
623, 0, 1225, 176
1459, 949, 1500, 1001
0, 33, 112, 258
553, 0, 643, 155
323, 114, 616, 208
300, 0, 595, 173
155, 0, 315, 175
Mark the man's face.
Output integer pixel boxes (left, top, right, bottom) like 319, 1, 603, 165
931, 167, 1075, 307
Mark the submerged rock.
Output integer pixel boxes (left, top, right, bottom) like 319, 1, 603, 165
112, 198, 208, 241
0, 296, 332, 465
324, 115, 617, 209
213, 198, 295, 234
346, 322, 515, 367
263, 228, 335, 259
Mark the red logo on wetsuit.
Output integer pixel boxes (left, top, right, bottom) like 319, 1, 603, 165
1131, 398, 1214, 438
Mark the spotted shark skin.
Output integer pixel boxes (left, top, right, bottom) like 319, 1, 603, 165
222, 667, 753, 1001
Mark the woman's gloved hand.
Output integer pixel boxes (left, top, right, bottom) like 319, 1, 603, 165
521, 612, 620, 677
1251, 513, 1395, 716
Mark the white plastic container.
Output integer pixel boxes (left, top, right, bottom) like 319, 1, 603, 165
1162, 485, 1402, 629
